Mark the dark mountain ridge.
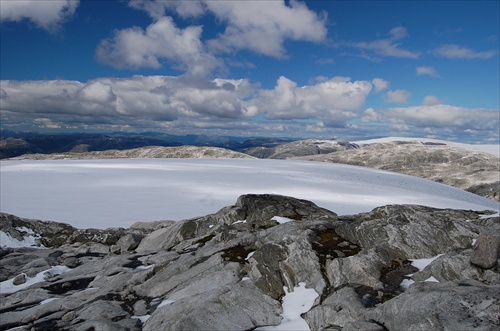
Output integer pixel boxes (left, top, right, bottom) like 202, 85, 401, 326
0, 131, 292, 159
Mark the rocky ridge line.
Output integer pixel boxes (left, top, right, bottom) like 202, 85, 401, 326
291, 140, 500, 202
1, 194, 499, 331
8, 145, 255, 160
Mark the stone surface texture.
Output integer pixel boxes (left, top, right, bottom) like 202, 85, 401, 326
1, 194, 499, 331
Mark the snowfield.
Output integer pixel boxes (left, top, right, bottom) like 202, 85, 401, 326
1, 158, 498, 229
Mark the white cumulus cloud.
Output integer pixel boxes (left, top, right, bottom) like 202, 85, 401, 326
99, 1, 327, 74
372, 78, 390, 92
95, 17, 220, 76
205, 0, 327, 58
385, 89, 411, 103
252, 76, 372, 127
0, 0, 79, 32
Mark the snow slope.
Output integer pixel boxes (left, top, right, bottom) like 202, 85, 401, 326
1, 159, 498, 229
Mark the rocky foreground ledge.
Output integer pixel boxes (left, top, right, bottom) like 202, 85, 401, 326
1, 194, 499, 331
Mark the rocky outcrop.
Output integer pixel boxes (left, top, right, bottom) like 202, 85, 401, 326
9, 145, 255, 160
244, 139, 357, 159
0, 213, 150, 250
1, 195, 499, 331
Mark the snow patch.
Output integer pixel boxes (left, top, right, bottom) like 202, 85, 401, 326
400, 279, 415, 289
158, 299, 175, 308
0, 230, 45, 249
233, 220, 247, 224
400, 255, 444, 290
272, 216, 295, 224
409, 254, 444, 271
0, 265, 71, 294
15, 226, 35, 235
40, 298, 59, 305
245, 251, 255, 260
480, 212, 499, 219
256, 282, 318, 331
424, 276, 440, 283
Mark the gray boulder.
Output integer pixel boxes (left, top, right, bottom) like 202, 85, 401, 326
237, 193, 338, 229
12, 273, 26, 285
470, 232, 500, 269
116, 233, 144, 252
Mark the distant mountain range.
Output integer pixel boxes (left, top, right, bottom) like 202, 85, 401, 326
0, 131, 290, 159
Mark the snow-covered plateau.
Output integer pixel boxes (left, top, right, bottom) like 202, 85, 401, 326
1, 158, 498, 229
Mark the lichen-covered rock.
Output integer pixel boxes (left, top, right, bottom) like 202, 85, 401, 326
12, 273, 26, 285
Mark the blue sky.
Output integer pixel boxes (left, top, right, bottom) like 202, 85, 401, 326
1, 0, 499, 143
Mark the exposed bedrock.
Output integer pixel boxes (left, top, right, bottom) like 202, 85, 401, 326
1, 194, 498, 330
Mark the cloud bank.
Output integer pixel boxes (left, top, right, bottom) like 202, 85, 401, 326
2, 76, 498, 142
0, 0, 79, 32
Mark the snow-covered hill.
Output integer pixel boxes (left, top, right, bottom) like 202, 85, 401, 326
1, 158, 497, 229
